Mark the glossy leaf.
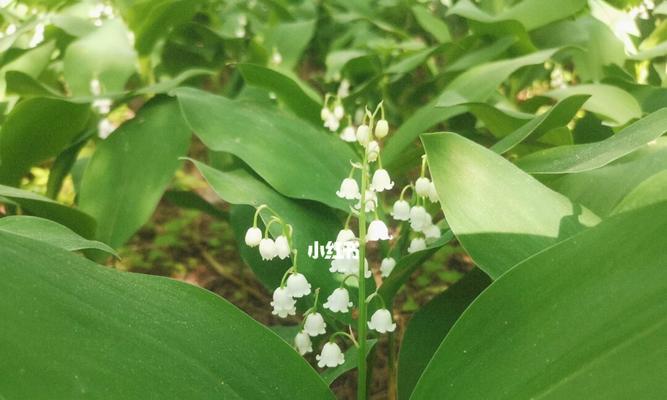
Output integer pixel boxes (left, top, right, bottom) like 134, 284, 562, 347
423, 132, 599, 278
176, 88, 356, 210
411, 202, 667, 399
0, 231, 335, 399
79, 98, 191, 248
517, 108, 667, 174
549, 137, 667, 217
398, 269, 491, 400
612, 170, 667, 215
491, 95, 589, 154
237, 63, 321, 125
0, 216, 115, 256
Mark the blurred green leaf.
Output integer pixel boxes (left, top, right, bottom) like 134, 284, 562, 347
79, 97, 191, 248
544, 84, 641, 126
0, 97, 90, 186
63, 19, 138, 96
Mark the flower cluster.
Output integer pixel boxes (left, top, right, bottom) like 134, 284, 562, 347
243, 100, 444, 370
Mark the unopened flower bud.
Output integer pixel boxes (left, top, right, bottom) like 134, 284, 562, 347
374, 119, 389, 138
356, 124, 371, 145
408, 237, 427, 254
415, 177, 431, 197
244, 227, 262, 247
340, 126, 357, 142
391, 200, 410, 221
380, 257, 396, 277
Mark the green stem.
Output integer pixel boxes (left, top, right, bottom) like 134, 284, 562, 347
357, 149, 369, 400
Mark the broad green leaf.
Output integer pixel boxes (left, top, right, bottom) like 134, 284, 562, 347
517, 108, 667, 174
423, 133, 599, 278
0, 97, 90, 186
79, 98, 191, 248
437, 49, 559, 107
237, 63, 321, 125
411, 6, 450, 43
549, 137, 667, 217
491, 95, 589, 154
445, 37, 515, 72
612, 170, 667, 215
448, 0, 587, 31
0, 41, 55, 96
0, 231, 335, 400
176, 88, 356, 210
5, 70, 64, 98
0, 184, 95, 238
63, 19, 138, 96
189, 160, 372, 320
321, 339, 378, 385
411, 202, 667, 400
0, 216, 115, 256
398, 269, 491, 400
544, 84, 641, 126
263, 19, 317, 69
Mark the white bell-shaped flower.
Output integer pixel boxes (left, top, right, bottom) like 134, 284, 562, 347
336, 229, 356, 243
286, 273, 311, 298
275, 235, 290, 259
424, 224, 441, 240
271, 287, 296, 318
324, 114, 340, 132
415, 177, 431, 197
374, 119, 389, 138
320, 107, 331, 121
316, 342, 345, 368
259, 238, 278, 260
336, 178, 360, 200
370, 168, 394, 192
391, 200, 410, 221
330, 257, 356, 274
354, 190, 377, 212
380, 257, 396, 277
330, 257, 371, 278
407, 237, 427, 254
366, 140, 380, 162
367, 309, 396, 333
333, 105, 344, 120
427, 181, 439, 202
356, 124, 371, 145
303, 312, 327, 336
244, 227, 262, 247
294, 331, 312, 355
340, 126, 357, 142
323, 288, 353, 313
367, 219, 392, 241
409, 206, 432, 232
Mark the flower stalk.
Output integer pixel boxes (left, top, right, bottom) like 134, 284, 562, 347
357, 146, 369, 400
